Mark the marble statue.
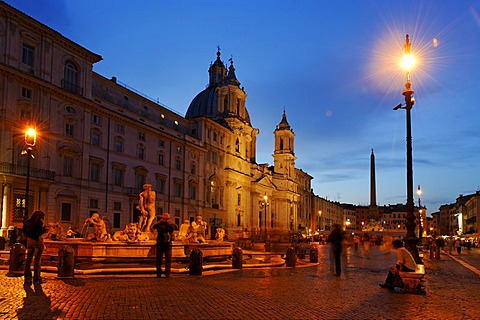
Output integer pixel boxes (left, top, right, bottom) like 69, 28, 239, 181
215, 227, 226, 242
44, 222, 67, 240
112, 223, 150, 242
191, 215, 207, 239
177, 220, 190, 240
85, 213, 111, 242
185, 221, 206, 243
136, 183, 156, 232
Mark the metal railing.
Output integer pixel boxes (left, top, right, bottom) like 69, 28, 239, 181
0, 162, 56, 180
62, 79, 84, 95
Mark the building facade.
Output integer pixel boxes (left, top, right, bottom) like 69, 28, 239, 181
433, 192, 480, 236
0, 2, 316, 239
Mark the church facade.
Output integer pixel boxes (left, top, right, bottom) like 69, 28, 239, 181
0, 2, 316, 239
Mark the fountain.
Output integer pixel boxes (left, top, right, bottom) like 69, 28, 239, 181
41, 187, 235, 273
43, 218, 233, 265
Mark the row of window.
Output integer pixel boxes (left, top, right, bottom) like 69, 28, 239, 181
207, 129, 224, 144
22, 43, 80, 95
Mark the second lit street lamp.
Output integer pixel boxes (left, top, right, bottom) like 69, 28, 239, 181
22, 127, 37, 220
417, 185, 424, 240
262, 193, 268, 241
393, 34, 420, 262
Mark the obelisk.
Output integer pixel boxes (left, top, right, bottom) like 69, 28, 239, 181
369, 149, 379, 220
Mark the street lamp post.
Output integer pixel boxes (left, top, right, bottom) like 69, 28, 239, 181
318, 210, 322, 231
394, 34, 420, 262
22, 127, 36, 220
263, 193, 268, 241
417, 185, 423, 240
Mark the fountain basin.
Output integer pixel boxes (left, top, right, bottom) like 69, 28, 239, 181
43, 239, 234, 263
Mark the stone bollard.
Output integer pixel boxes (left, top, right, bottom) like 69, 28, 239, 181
297, 245, 306, 259
189, 248, 203, 276
0, 236, 5, 250
265, 241, 271, 252
232, 246, 243, 269
7, 227, 17, 247
286, 246, 296, 268
57, 245, 75, 279
309, 243, 319, 263
6, 243, 26, 277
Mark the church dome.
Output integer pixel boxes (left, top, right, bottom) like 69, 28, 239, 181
185, 86, 218, 119
185, 48, 251, 125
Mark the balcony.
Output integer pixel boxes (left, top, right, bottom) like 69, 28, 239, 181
62, 79, 84, 96
0, 162, 56, 180
466, 216, 477, 225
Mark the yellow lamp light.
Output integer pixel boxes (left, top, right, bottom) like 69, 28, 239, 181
401, 53, 416, 71
25, 127, 37, 147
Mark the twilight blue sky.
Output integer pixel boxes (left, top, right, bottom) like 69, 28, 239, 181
6, 0, 480, 215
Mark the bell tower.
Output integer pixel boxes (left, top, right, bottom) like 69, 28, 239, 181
273, 111, 296, 178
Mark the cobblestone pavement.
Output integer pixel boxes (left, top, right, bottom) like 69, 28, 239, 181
0, 246, 479, 320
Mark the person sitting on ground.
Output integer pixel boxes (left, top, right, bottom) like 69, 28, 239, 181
380, 239, 417, 289
67, 227, 79, 238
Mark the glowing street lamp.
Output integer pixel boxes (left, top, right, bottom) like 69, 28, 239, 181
393, 34, 420, 262
262, 193, 268, 241
417, 185, 423, 239
318, 210, 322, 231
22, 127, 37, 219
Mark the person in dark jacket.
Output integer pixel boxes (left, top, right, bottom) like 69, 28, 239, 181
153, 213, 177, 278
328, 224, 344, 276
23, 210, 49, 284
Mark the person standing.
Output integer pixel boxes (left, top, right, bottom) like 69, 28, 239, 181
23, 210, 49, 285
454, 238, 462, 255
153, 213, 177, 278
328, 224, 344, 276
363, 233, 371, 259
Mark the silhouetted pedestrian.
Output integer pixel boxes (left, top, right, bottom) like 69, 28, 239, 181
328, 224, 344, 276
153, 213, 177, 278
23, 210, 49, 285
454, 238, 462, 255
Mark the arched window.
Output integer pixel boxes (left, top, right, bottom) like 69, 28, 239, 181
190, 162, 196, 174
235, 138, 240, 153
115, 137, 124, 153
137, 144, 145, 160
188, 180, 197, 200
136, 174, 146, 191
134, 166, 148, 191
64, 62, 78, 93
207, 176, 222, 208
237, 213, 241, 227
236, 99, 240, 115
